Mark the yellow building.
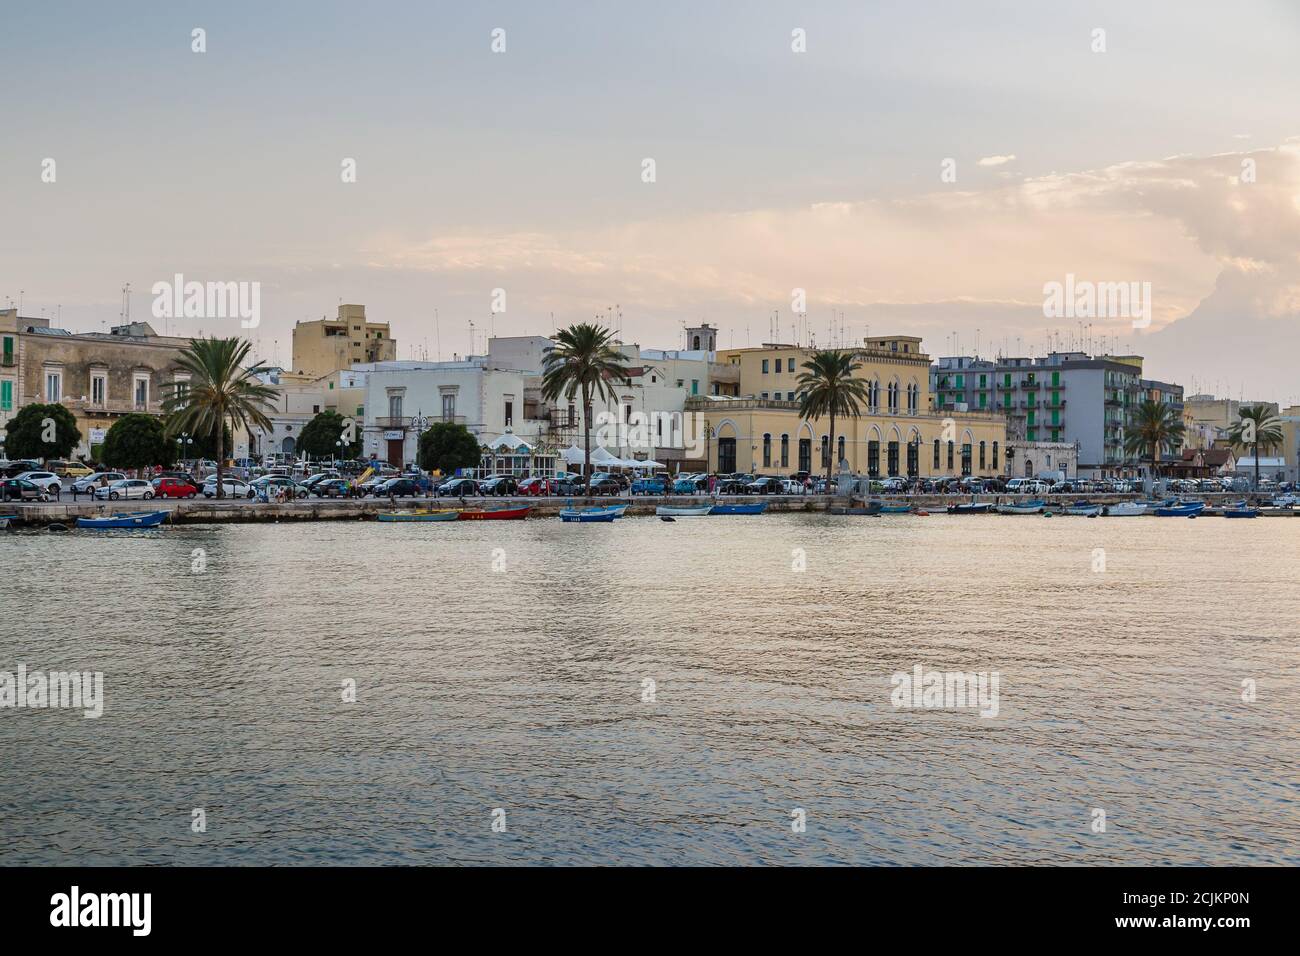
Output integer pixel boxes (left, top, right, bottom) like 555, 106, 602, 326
694, 336, 1006, 477
290, 304, 396, 378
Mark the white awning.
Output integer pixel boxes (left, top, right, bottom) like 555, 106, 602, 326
628, 459, 664, 469
486, 433, 534, 453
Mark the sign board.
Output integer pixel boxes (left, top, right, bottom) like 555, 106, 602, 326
382, 430, 403, 440
89, 428, 107, 444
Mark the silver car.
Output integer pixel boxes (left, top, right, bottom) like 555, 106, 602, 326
95, 479, 156, 500
73, 472, 126, 494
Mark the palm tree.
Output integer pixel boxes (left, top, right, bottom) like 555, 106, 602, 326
1122, 399, 1186, 482
1228, 404, 1283, 492
541, 324, 631, 498
162, 338, 278, 498
796, 350, 871, 493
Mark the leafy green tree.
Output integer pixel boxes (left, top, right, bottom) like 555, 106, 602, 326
162, 338, 277, 498
1, 402, 81, 460
797, 350, 871, 491
1122, 399, 1186, 479
1228, 404, 1284, 491
101, 414, 174, 471
298, 410, 361, 460
541, 323, 631, 497
418, 421, 482, 477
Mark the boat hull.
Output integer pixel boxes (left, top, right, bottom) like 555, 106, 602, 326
1105, 503, 1147, 516
1223, 509, 1260, 518
458, 506, 530, 520
946, 503, 992, 514
996, 500, 1044, 514
1153, 504, 1205, 517
76, 510, 169, 529
655, 506, 712, 517
709, 503, 767, 515
560, 509, 618, 522
377, 510, 460, 522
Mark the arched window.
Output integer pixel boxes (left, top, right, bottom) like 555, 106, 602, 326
837, 435, 846, 465
992, 441, 999, 471
762, 433, 772, 468
692, 335, 701, 350
933, 438, 941, 469
780, 434, 789, 468
869, 380, 880, 411
979, 441, 986, 471
947, 440, 955, 471
820, 435, 830, 468
887, 381, 899, 413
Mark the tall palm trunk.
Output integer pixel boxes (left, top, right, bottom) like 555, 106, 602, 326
582, 385, 592, 502
1253, 440, 1260, 492
826, 410, 836, 493
215, 417, 225, 499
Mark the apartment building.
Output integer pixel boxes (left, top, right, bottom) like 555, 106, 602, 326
290, 304, 396, 379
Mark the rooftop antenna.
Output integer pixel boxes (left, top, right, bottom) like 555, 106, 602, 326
434, 308, 441, 361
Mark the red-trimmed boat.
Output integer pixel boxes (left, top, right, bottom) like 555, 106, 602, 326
457, 505, 530, 521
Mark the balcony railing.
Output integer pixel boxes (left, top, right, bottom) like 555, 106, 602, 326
1021, 380, 1040, 390
375, 416, 411, 428
0, 354, 14, 368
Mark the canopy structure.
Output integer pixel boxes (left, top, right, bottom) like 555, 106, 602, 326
486, 433, 535, 453
628, 459, 664, 469
558, 445, 646, 469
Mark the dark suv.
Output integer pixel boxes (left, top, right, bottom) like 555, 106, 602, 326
478, 475, 519, 496
1, 478, 45, 501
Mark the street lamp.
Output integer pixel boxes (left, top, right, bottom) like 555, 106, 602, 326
177, 433, 194, 473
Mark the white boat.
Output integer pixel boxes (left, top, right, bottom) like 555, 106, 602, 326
655, 505, 712, 517
1106, 501, 1147, 516
996, 499, 1044, 514
1064, 500, 1102, 516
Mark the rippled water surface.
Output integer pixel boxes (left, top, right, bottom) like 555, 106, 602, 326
2, 513, 1298, 865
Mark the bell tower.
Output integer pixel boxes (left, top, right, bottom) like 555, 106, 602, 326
685, 323, 716, 352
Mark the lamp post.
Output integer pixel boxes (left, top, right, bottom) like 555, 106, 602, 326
177, 433, 194, 475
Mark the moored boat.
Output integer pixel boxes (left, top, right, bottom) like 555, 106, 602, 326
946, 501, 993, 514
376, 509, 460, 522
655, 505, 712, 517
1064, 500, 1102, 516
457, 505, 531, 520
996, 499, 1045, 514
1105, 501, 1147, 516
76, 510, 169, 529
1222, 507, 1261, 518
709, 502, 768, 515
830, 500, 883, 516
1153, 500, 1206, 517
875, 502, 913, 514
560, 507, 619, 522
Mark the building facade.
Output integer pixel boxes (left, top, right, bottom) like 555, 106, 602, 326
698, 336, 1006, 478
290, 304, 396, 379
1, 310, 191, 459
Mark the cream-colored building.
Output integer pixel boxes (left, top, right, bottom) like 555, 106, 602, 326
290, 304, 396, 379
697, 336, 1006, 477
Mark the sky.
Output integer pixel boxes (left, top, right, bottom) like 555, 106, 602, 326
3, 0, 1299, 403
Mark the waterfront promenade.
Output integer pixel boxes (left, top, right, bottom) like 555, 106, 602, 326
3, 492, 1294, 525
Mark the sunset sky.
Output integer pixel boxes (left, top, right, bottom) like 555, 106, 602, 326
3, 0, 1299, 402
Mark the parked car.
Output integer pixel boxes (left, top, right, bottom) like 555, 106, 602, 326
152, 477, 200, 499
745, 476, 785, 495
673, 476, 705, 494
47, 459, 95, 478
437, 477, 481, 497
478, 475, 519, 496
518, 477, 558, 496
95, 479, 155, 500
72, 472, 126, 495
631, 476, 668, 495
0, 478, 45, 501
0, 459, 41, 478
312, 478, 353, 498
202, 476, 255, 499
880, 476, 909, 493
251, 476, 311, 499
374, 477, 424, 498
301, 471, 340, 489
586, 473, 622, 496
15, 471, 62, 495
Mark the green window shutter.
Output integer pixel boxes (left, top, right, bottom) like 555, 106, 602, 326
0, 379, 11, 410
978, 393, 986, 408
1051, 372, 1060, 387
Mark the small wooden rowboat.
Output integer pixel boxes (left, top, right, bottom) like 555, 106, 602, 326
376, 510, 460, 522
457, 505, 531, 521
655, 505, 712, 517
560, 508, 619, 522
76, 510, 169, 529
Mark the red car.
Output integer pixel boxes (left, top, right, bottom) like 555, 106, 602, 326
152, 476, 199, 499
518, 477, 557, 496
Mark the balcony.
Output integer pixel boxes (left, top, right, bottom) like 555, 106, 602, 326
0, 354, 14, 368
375, 416, 411, 428
1021, 380, 1040, 390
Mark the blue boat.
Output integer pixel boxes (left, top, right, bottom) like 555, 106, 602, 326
559, 504, 625, 522
1222, 501, 1261, 518
709, 502, 767, 515
1153, 500, 1206, 517
76, 510, 169, 529
874, 501, 913, 514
